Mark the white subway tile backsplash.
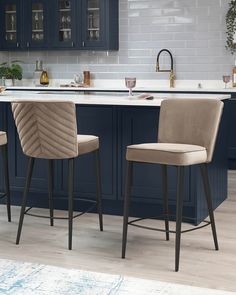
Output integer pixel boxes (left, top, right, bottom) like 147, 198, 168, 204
0, 0, 232, 81
186, 40, 208, 48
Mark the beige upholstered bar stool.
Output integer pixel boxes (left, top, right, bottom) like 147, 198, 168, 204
11, 100, 103, 250
122, 99, 224, 272
0, 131, 11, 222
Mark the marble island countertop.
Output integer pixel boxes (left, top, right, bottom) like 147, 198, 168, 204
6, 85, 236, 93
0, 91, 230, 107
6, 79, 236, 93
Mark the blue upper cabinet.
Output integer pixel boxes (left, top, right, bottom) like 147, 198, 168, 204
52, 0, 77, 49
52, 0, 119, 50
24, 0, 49, 49
0, 0, 22, 50
0, 0, 119, 51
81, 0, 119, 50
80, 0, 106, 49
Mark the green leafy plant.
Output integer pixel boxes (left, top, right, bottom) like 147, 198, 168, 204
0, 61, 23, 80
226, 0, 236, 54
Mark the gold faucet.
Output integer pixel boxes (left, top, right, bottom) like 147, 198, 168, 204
170, 70, 175, 88
156, 49, 175, 88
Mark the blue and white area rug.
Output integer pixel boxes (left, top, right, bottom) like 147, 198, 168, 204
0, 259, 235, 295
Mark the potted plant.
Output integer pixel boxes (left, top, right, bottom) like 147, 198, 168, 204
0, 61, 23, 86
226, 0, 236, 54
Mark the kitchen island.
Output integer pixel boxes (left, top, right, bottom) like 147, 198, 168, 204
0, 91, 230, 224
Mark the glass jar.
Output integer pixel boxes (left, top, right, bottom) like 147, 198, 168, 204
83, 71, 90, 86
40, 70, 49, 85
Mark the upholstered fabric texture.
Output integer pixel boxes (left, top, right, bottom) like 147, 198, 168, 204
77, 135, 99, 156
126, 143, 207, 166
0, 131, 7, 146
126, 99, 223, 166
158, 99, 224, 163
11, 101, 99, 159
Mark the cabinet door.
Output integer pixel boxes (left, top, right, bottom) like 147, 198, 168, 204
0, 0, 22, 50
52, 0, 77, 48
24, 0, 49, 49
61, 106, 117, 202
81, 0, 106, 49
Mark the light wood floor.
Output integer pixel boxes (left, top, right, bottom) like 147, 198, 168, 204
1, 172, 236, 293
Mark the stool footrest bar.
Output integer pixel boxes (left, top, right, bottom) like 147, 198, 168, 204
24, 202, 97, 220
128, 214, 211, 234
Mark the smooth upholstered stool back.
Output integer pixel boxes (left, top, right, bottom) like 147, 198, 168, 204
158, 99, 224, 163
12, 101, 78, 159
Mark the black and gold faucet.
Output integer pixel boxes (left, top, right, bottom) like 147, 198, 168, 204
156, 49, 175, 88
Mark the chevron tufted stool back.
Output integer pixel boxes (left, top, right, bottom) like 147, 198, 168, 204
12, 101, 78, 159
12, 100, 103, 250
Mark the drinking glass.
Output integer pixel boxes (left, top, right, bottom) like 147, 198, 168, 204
74, 74, 82, 84
125, 77, 136, 96
222, 75, 231, 89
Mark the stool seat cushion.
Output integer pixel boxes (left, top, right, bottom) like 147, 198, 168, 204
77, 135, 99, 155
126, 143, 207, 166
0, 131, 7, 146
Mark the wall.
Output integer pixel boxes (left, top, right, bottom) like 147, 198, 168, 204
0, 0, 234, 81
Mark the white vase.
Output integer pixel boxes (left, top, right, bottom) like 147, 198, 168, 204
4, 79, 13, 87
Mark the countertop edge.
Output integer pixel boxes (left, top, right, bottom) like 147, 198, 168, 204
5, 85, 236, 94
0, 92, 230, 107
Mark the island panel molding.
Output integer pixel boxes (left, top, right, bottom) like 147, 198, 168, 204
0, 92, 229, 224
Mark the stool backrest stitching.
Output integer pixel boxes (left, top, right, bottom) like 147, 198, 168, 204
12, 100, 78, 159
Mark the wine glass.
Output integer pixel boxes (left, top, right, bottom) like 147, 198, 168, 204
222, 75, 231, 89
34, 12, 39, 30
61, 16, 66, 29
66, 16, 71, 28
125, 77, 136, 96
11, 14, 15, 30
95, 30, 99, 40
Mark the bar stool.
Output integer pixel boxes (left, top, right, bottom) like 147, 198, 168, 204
0, 131, 11, 222
11, 100, 103, 250
122, 99, 224, 271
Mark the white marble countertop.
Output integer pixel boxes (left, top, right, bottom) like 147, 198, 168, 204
6, 85, 236, 93
6, 78, 236, 93
0, 91, 230, 107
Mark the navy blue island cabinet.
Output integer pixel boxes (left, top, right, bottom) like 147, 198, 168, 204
0, 0, 119, 51
0, 101, 229, 225
228, 97, 236, 169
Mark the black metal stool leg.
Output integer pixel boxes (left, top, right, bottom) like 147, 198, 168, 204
200, 164, 219, 251
68, 158, 74, 250
175, 166, 184, 272
161, 164, 169, 241
95, 150, 103, 231
16, 157, 35, 245
48, 160, 54, 226
122, 161, 133, 259
2, 144, 11, 222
